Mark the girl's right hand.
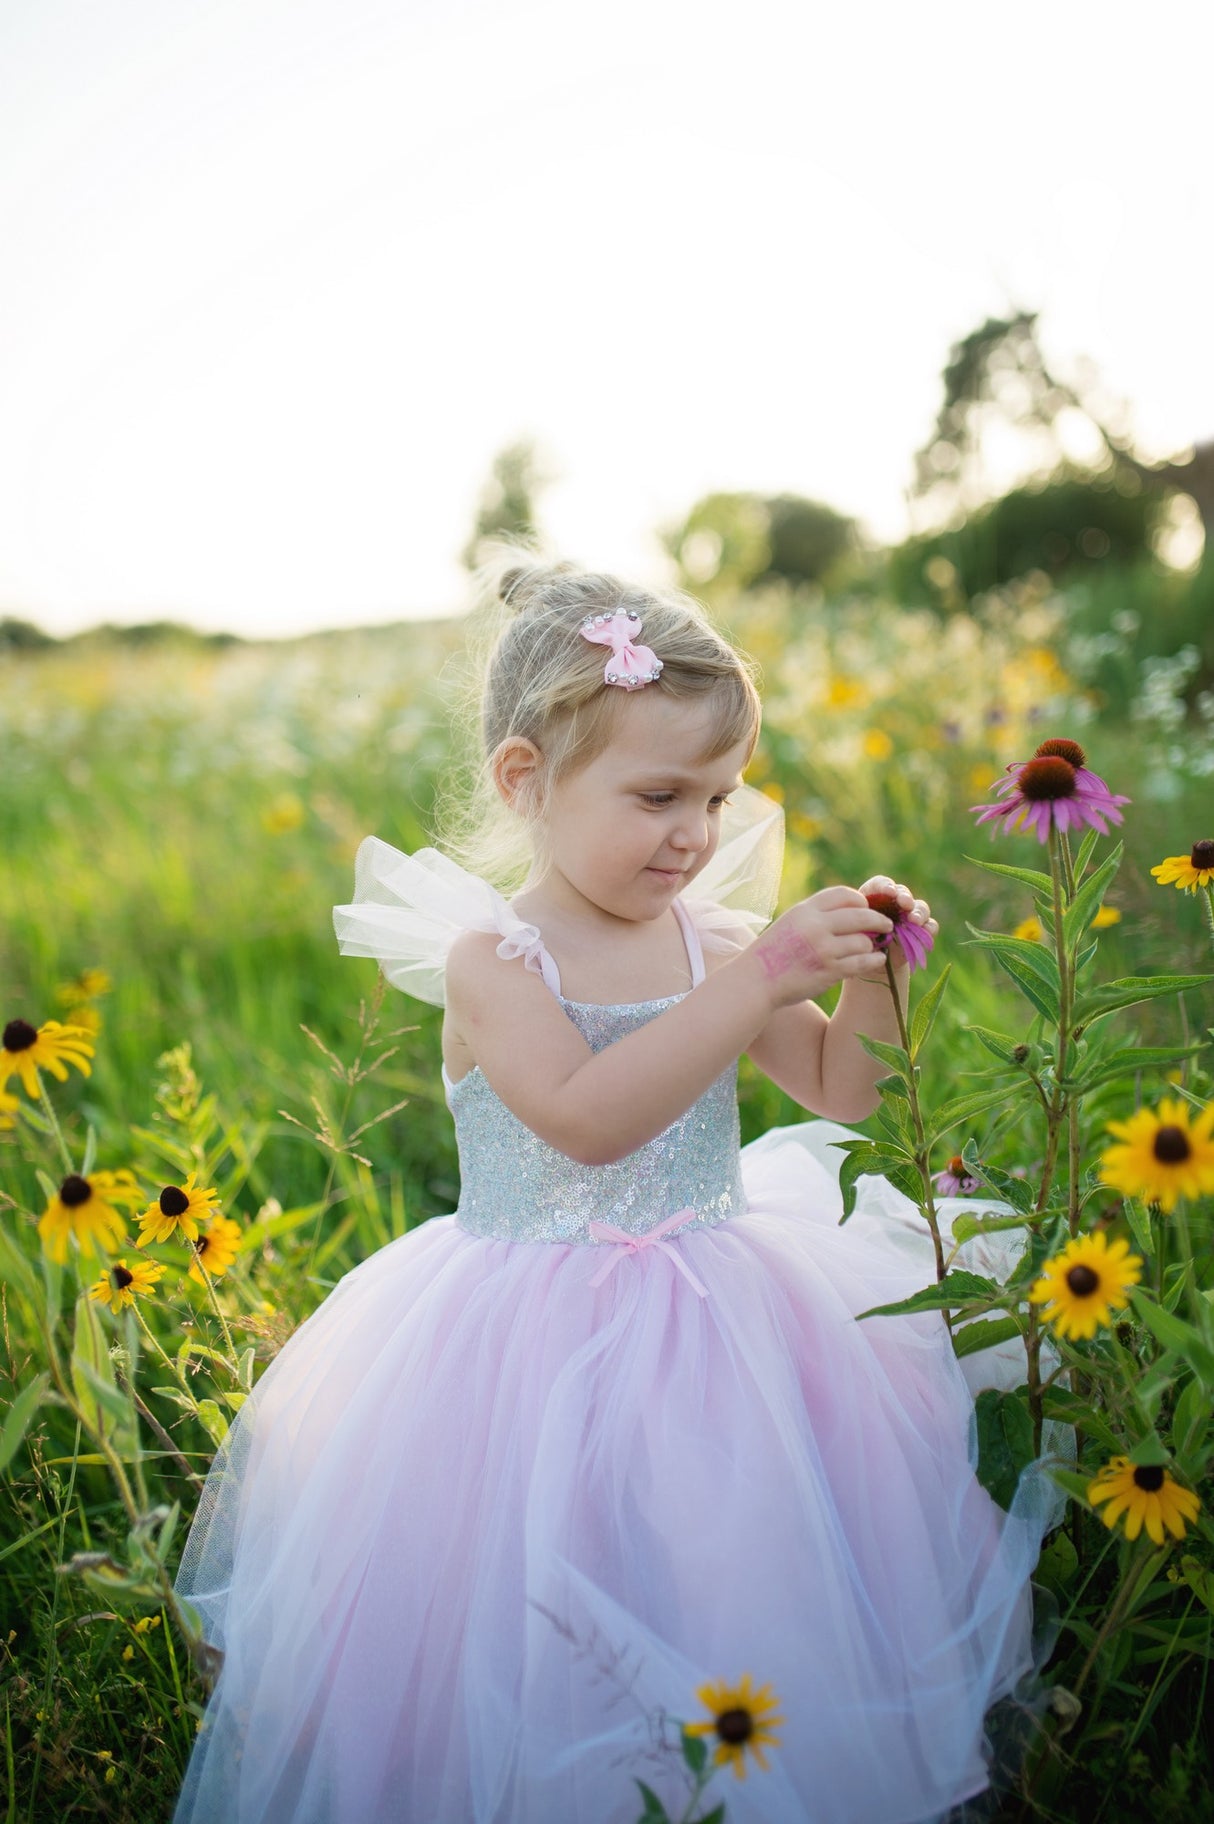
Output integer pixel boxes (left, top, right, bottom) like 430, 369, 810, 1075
747, 887, 892, 1007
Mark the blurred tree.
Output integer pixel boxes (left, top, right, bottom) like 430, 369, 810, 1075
907, 309, 1212, 560
462, 439, 549, 571
0, 617, 55, 651
663, 491, 858, 599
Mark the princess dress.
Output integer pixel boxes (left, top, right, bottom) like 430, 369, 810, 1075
173, 791, 1057, 1824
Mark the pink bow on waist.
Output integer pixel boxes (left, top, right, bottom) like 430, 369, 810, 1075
587, 1208, 709, 1297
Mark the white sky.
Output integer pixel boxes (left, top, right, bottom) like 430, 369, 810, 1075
0, 0, 1209, 638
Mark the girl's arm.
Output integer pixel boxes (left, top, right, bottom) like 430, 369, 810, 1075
746, 879, 935, 1122
444, 888, 893, 1165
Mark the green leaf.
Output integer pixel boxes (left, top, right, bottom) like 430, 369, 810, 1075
1049, 1466, 1098, 1505
909, 962, 952, 1058
964, 1025, 1023, 1066
856, 1033, 912, 1080
1130, 1290, 1214, 1387
1041, 1387, 1123, 1453
926, 1083, 1031, 1143
951, 1315, 1023, 1359
0, 1372, 52, 1474
964, 855, 1054, 894
69, 1298, 138, 1454
1121, 1196, 1155, 1263
194, 1400, 231, 1448
950, 1212, 1031, 1246
698, 1810, 727, 1824
1171, 1376, 1208, 1459
832, 1139, 915, 1222
965, 930, 1062, 1022
1062, 844, 1122, 952
633, 1781, 672, 1822
975, 1388, 1035, 1511
1065, 1043, 1208, 1095
0, 1226, 38, 1300
1074, 974, 1214, 1027
81, 1124, 98, 1178
859, 1270, 1002, 1320
680, 1730, 708, 1776
957, 1149, 1038, 1214
1177, 1556, 1214, 1618
1128, 1433, 1170, 1469
1071, 827, 1101, 878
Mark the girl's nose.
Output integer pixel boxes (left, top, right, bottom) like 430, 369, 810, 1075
671, 812, 710, 854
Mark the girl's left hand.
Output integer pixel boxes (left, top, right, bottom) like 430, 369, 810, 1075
858, 875, 938, 966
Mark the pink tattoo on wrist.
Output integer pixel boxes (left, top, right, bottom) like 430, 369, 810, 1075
755, 927, 826, 982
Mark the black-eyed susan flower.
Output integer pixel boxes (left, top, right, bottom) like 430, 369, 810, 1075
1, 1018, 94, 1098
137, 1173, 222, 1246
87, 1256, 167, 1315
1014, 916, 1044, 943
971, 737, 1129, 843
1087, 1457, 1201, 1545
1090, 905, 1121, 929
1028, 1230, 1143, 1341
1099, 1098, 1214, 1214
55, 968, 112, 1007
38, 1169, 142, 1264
188, 1215, 242, 1284
0, 1088, 19, 1131
685, 1674, 784, 1780
1151, 840, 1214, 894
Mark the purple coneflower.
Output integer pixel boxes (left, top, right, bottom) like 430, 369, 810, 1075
933, 1155, 982, 1196
971, 738, 1129, 843
865, 891, 936, 974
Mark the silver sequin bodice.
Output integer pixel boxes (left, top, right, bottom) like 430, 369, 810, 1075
449, 995, 746, 1245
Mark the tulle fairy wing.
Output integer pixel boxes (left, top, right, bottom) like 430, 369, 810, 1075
332, 839, 549, 1007
681, 784, 785, 954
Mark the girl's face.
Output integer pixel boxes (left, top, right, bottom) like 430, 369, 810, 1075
535, 691, 752, 924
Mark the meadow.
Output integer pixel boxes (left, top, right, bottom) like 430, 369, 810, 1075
2, 563, 1213, 1822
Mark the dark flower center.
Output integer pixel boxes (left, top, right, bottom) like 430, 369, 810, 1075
948, 1157, 965, 1176
1018, 756, 1077, 802
3, 1019, 37, 1052
1191, 840, 1214, 869
1152, 1125, 1191, 1164
192, 1236, 208, 1255
1065, 1264, 1100, 1297
159, 1185, 191, 1216
864, 891, 902, 923
112, 1265, 135, 1289
1132, 1465, 1165, 1493
1034, 737, 1087, 769
60, 1174, 93, 1208
715, 1707, 754, 1745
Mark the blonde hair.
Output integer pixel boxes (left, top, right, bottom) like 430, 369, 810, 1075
438, 543, 762, 887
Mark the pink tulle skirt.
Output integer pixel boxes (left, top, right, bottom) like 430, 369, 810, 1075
173, 1123, 1053, 1824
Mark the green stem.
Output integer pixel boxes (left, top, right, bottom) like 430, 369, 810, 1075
35, 1070, 75, 1176
883, 954, 946, 1286
198, 1263, 240, 1370
1202, 883, 1214, 949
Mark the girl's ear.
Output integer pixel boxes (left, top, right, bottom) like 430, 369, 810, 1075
492, 737, 545, 814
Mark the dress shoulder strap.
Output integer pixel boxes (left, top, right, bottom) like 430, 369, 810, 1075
672, 897, 706, 987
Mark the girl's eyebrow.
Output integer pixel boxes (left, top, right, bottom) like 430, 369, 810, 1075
622, 768, 743, 791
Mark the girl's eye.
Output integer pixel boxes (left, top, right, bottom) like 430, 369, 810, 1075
639, 793, 675, 807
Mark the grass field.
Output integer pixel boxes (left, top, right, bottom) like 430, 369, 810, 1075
2, 570, 1213, 1821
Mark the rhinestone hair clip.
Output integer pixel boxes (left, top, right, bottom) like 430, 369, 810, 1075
580, 610, 664, 691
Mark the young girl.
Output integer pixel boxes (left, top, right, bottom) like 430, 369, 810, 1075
174, 560, 1051, 1824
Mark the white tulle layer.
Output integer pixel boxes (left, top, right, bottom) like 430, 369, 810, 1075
174, 1124, 1054, 1824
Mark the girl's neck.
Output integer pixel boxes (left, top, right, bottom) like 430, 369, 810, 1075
512, 879, 695, 1004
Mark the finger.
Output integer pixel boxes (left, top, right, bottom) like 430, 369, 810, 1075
858, 875, 896, 897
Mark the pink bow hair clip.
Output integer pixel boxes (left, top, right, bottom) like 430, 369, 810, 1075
581, 610, 664, 691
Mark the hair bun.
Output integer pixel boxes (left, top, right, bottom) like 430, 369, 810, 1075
497, 566, 530, 606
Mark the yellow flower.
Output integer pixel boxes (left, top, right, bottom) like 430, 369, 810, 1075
825, 675, 866, 710
684, 1674, 784, 1781
130, 1614, 161, 1635
1028, 1230, 1143, 1342
1090, 905, 1121, 929
1, 1018, 94, 1098
261, 792, 306, 835
1151, 840, 1214, 893
0, 1088, 19, 1131
55, 968, 112, 1006
1099, 1098, 1214, 1214
38, 1170, 142, 1265
1087, 1457, 1201, 1545
862, 729, 894, 761
1014, 916, 1043, 943
188, 1215, 243, 1284
138, 1172, 223, 1245
87, 1257, 167, 1315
